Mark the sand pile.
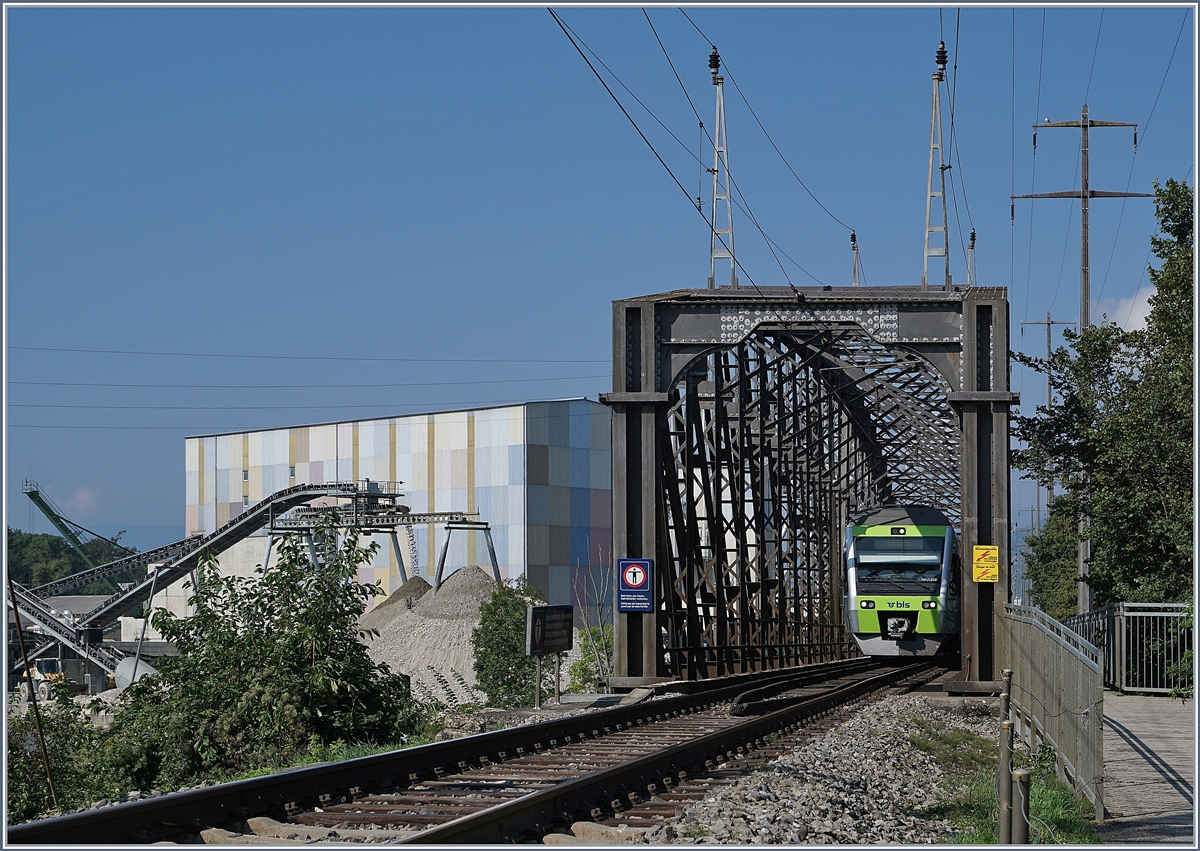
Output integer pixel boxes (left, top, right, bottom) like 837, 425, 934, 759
361, 576, 431, 634
363, 567, 498, 701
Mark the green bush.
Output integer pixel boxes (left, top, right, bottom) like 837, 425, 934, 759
1168, 603, 1193, 702
6, 691, 118, 824
95, 513, 426, 793
471, 578, 546, 708
568, 625, 613, 693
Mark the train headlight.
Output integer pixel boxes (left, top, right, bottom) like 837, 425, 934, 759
859, 600, 875, 609
922, 600, 938, 609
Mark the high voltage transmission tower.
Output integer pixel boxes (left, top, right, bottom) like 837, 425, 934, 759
706, 46, 736, 289
1011, 104, 1153, 615
1012, 105, 1151, 331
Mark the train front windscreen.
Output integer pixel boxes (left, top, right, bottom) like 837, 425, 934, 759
853, 536, 945, 593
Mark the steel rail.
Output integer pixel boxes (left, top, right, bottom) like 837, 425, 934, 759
396, 661, 930, 843
6, 659, 877, 844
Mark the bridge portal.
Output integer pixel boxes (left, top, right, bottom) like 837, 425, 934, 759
602, 286, 1015, 686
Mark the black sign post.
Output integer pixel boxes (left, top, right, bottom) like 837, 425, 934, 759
525, 605, 573, 709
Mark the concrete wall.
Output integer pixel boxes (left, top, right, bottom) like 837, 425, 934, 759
183, 399, 611, 611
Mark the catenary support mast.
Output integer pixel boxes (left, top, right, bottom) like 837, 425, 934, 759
922, 42, 951, 291
707, 47, 736, 289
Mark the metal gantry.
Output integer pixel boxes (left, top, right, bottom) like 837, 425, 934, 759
604, 285, 1015, 685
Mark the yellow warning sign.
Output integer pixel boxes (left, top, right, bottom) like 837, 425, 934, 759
972, 545, 999, 582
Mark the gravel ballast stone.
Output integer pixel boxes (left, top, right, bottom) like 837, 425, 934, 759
632, 693, 1000, 845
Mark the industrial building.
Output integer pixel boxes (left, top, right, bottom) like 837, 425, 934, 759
125, 399, 612, 638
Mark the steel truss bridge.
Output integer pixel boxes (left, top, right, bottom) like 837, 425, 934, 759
602, 286, 1015, 686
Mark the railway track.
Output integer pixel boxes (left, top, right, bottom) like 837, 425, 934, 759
8, 658, 943, 845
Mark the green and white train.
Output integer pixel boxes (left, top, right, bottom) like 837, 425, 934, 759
843, 505, 960, 657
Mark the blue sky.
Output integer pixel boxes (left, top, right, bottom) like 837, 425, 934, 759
5, 5, 1194, 544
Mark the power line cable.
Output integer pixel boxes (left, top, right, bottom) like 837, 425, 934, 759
1051, 11, 1108, 315
1136, 9, 1191, 152
10, 346, 606, 364
9, 400, 614, 432
1118, 160, 1190, 331
1010, 9, 1016, 297
1121, 244, 1154, 330
1094, 9, 1190, 309
11, 375, 608, 391
1048, 203, 1075, 315
10, 400, 597, 412
1083, 10, 1105, 105
1023, 8, 1047, 323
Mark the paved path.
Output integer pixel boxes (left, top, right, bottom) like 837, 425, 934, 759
1097, 691, 1195, 844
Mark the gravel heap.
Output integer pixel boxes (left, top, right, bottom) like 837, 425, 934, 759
363, 567, 497, 700
360, 576, 431, 634
635, 694, 1000, 845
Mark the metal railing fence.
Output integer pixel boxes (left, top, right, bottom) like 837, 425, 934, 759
1002, 604, 1104, 820
1064, 603, 1192, 694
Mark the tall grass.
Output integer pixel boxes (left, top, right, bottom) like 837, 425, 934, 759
907, 714, 1098, 844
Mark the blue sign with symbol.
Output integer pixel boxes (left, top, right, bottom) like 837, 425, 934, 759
617, 558, 653, 612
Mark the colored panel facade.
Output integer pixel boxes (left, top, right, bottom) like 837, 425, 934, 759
183, 399, 611, 612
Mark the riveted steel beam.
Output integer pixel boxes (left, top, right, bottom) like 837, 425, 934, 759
607, 287, 1012, 684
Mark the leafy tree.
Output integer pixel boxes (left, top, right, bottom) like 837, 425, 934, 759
1020, 495, 1081, 621
471, 578, 547, 708
7, 526, 142, 593
1013, 179, 1193, 607
7, 528, 84, 588
95, 513, 423, 792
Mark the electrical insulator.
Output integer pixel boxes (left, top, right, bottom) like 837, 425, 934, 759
1032, 131, 1037, 150
1133, 130, 1138, 150
709, 47, 720, 76
936, 41, 948, 71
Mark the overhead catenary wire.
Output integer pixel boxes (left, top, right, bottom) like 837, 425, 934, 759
641, 10, 815, 288
555, 15, 699, 178
640, 9, 708, 209
548, 7, 773, 292
946, 9, 975, 235
549, 7, 812, 300
644, 10, 704, 129
944, 9, 978, 289
568, 5, 816, 287
678, 8, 857, 235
